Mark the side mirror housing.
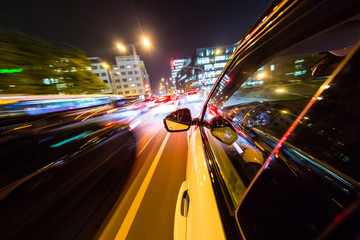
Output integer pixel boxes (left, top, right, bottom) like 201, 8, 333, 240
163, 108, 192, 132
210, 116, 238, 145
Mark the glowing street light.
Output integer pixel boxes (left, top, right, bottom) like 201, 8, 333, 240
117, 43, 126, 52
142, 37, 151, 47
257, 72, 266, 79
116, 36, 151, 56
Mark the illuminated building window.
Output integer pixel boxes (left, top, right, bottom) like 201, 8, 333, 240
215, 55, 226, 61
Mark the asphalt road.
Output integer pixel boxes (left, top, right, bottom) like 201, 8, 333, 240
94, 100, 204, 240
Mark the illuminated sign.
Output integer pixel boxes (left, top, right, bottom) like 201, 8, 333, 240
0, 68, 24, 74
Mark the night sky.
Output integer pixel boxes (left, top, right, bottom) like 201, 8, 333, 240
1, 0, 272, 91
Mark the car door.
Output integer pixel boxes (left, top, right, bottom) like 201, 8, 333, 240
194, 1, 360, 239
171, 0, 360, 239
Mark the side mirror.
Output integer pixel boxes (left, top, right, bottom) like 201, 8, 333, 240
163, 108, 192, 132
210, 116, 238, 145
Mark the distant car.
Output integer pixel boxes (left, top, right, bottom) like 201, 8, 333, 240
185, 90, 200, 102
126, 98, 156, 112
112, 97, 138, 108
164, 0, 360, 239
0, 106, 137, 239
154, 95, 173, 105
154, 95, 178, 115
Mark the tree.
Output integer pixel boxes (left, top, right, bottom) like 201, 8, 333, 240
0, 30, 109, 95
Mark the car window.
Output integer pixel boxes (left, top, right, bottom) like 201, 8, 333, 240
283, 47, 360, 185
236, 43, 360, 240
202, 22, 359, 211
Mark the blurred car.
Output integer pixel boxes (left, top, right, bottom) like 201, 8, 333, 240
154, 95, 173, 104
153, 95, 178, 115
126, 97, 156, 112
112, 97, 138, 108
185, 90, 200, 103
0, 105, 137, 239
164, 0, 360, 239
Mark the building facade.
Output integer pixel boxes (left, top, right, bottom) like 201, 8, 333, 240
172, 44, 238, 93
112, 55, 151, 97
89, 55, 151, 97
170, 58, 191, 92
89, 57, 113, 94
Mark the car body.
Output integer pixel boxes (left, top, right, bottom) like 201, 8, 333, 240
0, 103, 137, 239
164, 0, 360, 239
185, 90, 200, 103
126, 97, 156, 112
153, 95, 178, 115
112, 97, 138, 108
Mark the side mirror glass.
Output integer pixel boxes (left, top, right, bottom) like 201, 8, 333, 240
163, 108, 192, 132
210, 116, 238, 145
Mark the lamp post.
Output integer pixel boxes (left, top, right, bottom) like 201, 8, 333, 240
214, 48, 221, 84
116, 37, 151, 97
159, 82, 164, 95
103, 63, 116, 94
117, 37, 151, 57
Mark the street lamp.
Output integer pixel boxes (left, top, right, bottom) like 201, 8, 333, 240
116, 37, 152, 97
103, 63, 116, 94
142, 37, 151, 47
116, 36, 151, 56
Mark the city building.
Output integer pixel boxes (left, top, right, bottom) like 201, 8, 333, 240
89, 57, 113, 94
172, 44, 238, 93
89, 55, 152, 97
112, 55, 151, 98
170, 58, 191, 92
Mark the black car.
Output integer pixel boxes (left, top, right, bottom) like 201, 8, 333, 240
164, 0, 360, 239
0, 104, 137, 239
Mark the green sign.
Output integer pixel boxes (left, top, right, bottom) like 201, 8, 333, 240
0, 68, 24, 74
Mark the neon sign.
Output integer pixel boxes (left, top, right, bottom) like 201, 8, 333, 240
0, 68, 24, 74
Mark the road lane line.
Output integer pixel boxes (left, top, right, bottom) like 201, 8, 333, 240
136, 128, 161, 158
114, 132, 171, 240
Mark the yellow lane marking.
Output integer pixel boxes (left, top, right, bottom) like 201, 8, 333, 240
114, 132, 170, 240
